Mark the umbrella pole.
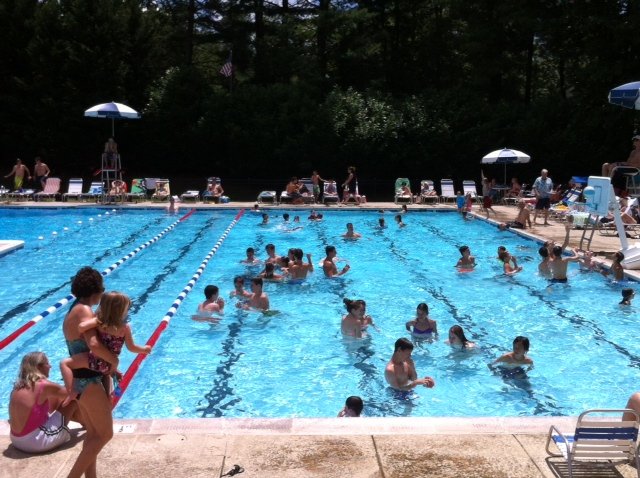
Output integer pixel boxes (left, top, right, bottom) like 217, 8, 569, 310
111, 118, 115, 137
504, 164, 507, 185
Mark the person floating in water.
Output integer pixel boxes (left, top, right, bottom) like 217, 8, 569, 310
384, 338, 435, 391
456, 245, 476, 269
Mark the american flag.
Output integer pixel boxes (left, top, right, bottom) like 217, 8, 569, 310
220, 53, 234, 78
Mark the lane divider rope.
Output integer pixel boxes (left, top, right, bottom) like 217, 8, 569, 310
112, 209, 245, 408
0, 209, 197, 351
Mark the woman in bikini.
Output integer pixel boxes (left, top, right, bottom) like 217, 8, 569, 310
405, 303, 438, 338
62, 267, 117, 478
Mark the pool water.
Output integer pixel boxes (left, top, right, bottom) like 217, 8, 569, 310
0, 207, 637, 419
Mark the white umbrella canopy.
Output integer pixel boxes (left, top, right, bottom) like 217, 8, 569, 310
481, 148, 531, 184
84, 101, 141, 136
608, 81, 640, 110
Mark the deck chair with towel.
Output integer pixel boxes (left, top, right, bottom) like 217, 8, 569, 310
394, 178, 413, 204
323, 180, 340, 204
80, 181, 104, 202
126, 179, 146, 203
419, 180, 439, 204
545, 408, 640, 478
34, 177, 61, 202
152, 179, 170, 202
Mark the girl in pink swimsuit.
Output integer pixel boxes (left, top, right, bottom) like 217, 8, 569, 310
60, 291, 151, 397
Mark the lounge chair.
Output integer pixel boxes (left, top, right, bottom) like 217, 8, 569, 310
439, 179, 456, 203
257, 191, 277, 204
394, 178, 413, 204
152, 179, 170, 202
126, 179, 146, 203
202, 177, 223, 203
323, 180, 340, 204
180, 190, 200, 202
545, 408, 640, 478
343, 181, 363, 204
299, 178, 315, 204
106, 179, 126, 203
7, 188, 35, 201
62, 178, 84, 202
34, 177, 61, 202
80, 181, 104, 202
419, 180, 439, 204
462, 180, 481, 204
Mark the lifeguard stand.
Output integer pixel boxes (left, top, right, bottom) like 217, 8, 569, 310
100, 151, 122, 203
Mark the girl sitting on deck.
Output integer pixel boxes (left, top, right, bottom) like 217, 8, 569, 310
60, 292, 151, 397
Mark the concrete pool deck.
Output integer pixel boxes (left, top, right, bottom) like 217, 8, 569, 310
1, 200, 639, 477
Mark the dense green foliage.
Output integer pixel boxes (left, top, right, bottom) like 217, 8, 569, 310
2, 0, 640, 193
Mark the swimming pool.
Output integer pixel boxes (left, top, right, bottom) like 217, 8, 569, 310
0, 207, 637, 419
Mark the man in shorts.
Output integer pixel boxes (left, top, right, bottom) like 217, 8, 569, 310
499, 200, 532, 230
532, 169, 553, 225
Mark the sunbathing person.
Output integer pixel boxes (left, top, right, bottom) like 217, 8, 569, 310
286, 177, 304, 204
207, 182, 224, 203
498, 201, 532, 230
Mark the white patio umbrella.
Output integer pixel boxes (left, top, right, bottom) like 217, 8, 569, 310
481, 148, 531, 184
84, 101, 141, 137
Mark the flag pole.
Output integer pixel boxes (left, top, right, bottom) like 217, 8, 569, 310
229, 50, 233, 93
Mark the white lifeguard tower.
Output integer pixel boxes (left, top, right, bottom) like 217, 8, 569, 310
583, 176, 640, 269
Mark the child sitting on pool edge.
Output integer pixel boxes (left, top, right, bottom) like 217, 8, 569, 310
60, 292, 151, 398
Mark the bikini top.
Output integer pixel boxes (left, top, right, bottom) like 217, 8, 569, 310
13, 381, 49, 437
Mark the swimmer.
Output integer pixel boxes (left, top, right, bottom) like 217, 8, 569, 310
445, 325, 475, 349
538, 247, 552, 278
293, 215, 300, 223
265, 243, 280, 264
401, 204, 409, 213
230, 275, 252, 299
395, 214, 406, 228
497, 246, 518, 268
456, 245, 476, 269
601, 251, 625, 282
405, 303, 438, 338
282, 213, 290, 222
259, 262, 285, 281
308, 210, 319, 220
236, 277, 270, 311
197, 285, 225, 314
289, 248, 314, 279
337, 396, 363, 417
499, 250, 522, 275
322, 245, 350, 277
384, 338, 435, 391
378, 218, 386, 228
492, 336, 533, 366
167, 195, 178, 214
240, 247, 262, 265
260, 213, 269, 225
341, 298, 367, 338
620, 288, 635, 306
548, 246, 579, 283
578, 250, 602, 272
342, 222, 362, 239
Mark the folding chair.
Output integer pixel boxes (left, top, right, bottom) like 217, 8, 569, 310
545, 409, 640, 478
34, 177, 61, 201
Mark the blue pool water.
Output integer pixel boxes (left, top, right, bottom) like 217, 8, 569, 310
0, 207, 637, 419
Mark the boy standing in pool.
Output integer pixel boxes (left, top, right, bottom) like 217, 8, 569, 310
237, 278, 270, 311
323, 246, 350, 277
385, 338, 435, 391
197, 285, 224, 314
492, 336, 533, 366
456, 245, 476, 269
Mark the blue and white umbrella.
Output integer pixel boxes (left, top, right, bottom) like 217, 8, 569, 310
608, 81, 640, 110
84, 101, 141, 136
482, 148, 531, 184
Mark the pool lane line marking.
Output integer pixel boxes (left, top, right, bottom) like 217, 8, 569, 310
112, 209, 245, 408
0, 209, 197, 351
